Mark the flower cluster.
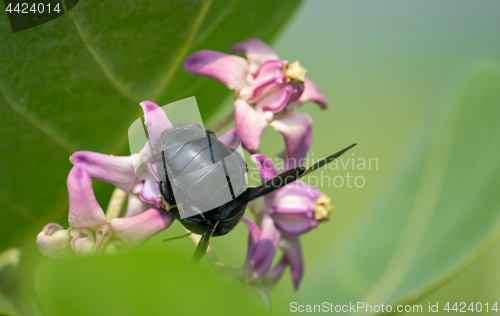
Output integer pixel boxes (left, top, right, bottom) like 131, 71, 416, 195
184, 38, 326, 162
38, 101, 175, 257
184, 38, 332, 289
37, 38, 334, 292
37, 164, 173, 258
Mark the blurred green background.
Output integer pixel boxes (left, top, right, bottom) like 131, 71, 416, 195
2, 0, 500, 315
213, 0, 500, 313
257, 0, 500, 314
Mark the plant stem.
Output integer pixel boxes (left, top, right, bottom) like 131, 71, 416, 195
105, 188, 127, 220
209, 110, 235, 134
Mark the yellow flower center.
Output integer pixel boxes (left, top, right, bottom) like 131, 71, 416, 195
314, 194, 334, 222
283, 60, 308, 85
159, 195, 177, 211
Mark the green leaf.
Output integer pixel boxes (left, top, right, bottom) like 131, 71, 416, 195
296, 63, 500, 308
34, 249, 267, 316
0, 291, 17, 316
0, 248, 21, 316
0, 0, 302, 251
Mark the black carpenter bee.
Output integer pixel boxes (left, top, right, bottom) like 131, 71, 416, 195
152, 123, 355, 263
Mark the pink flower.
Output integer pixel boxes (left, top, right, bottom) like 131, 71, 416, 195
241, 215, 280, 280
266, 237, 303, 290
36, 164, 173, 258
251, 154, 333, 237
241, 217, 304, 290
183, 38, 326, 160
70, 101, 171, 216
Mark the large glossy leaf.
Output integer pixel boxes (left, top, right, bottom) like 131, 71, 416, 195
0, 292, 17, 316
0, 0, 302, 251
292, 63, 500, 309
0, 248, 20, 316
33, 249, 267, 316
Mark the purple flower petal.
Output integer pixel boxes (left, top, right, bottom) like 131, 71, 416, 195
264, 256, 287, 287
139, 179, 162, 205
67, 164, 106, 228
239, 60, 286, 101
281, 237, 303, 290
234, 100, 269, 153
247, 61, 287, 97
110, 208, 174, 247
271, 213, 318, 237
289, 84, 305, 103
294, 78, 327, 109
272, 182, 322, 214
224, 128, 236, 136
272, 200, 315, 214
183, 50, 248, 90
255, 83, 293, 113
217, 129, 241, 151
251, 154, 278, 183
279, 181, 322, 199
252, 60, 286, 81
231, 38, 280, 66
70, 151, 138, 193
241, 218, 261, 271
140, 101, 173, 145
271, 111, 312, 164
252, 214, 280, 278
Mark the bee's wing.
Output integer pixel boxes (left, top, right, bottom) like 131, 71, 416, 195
246, 143, 357, 201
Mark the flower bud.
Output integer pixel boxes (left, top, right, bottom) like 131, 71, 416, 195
36, 223, 72, 258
